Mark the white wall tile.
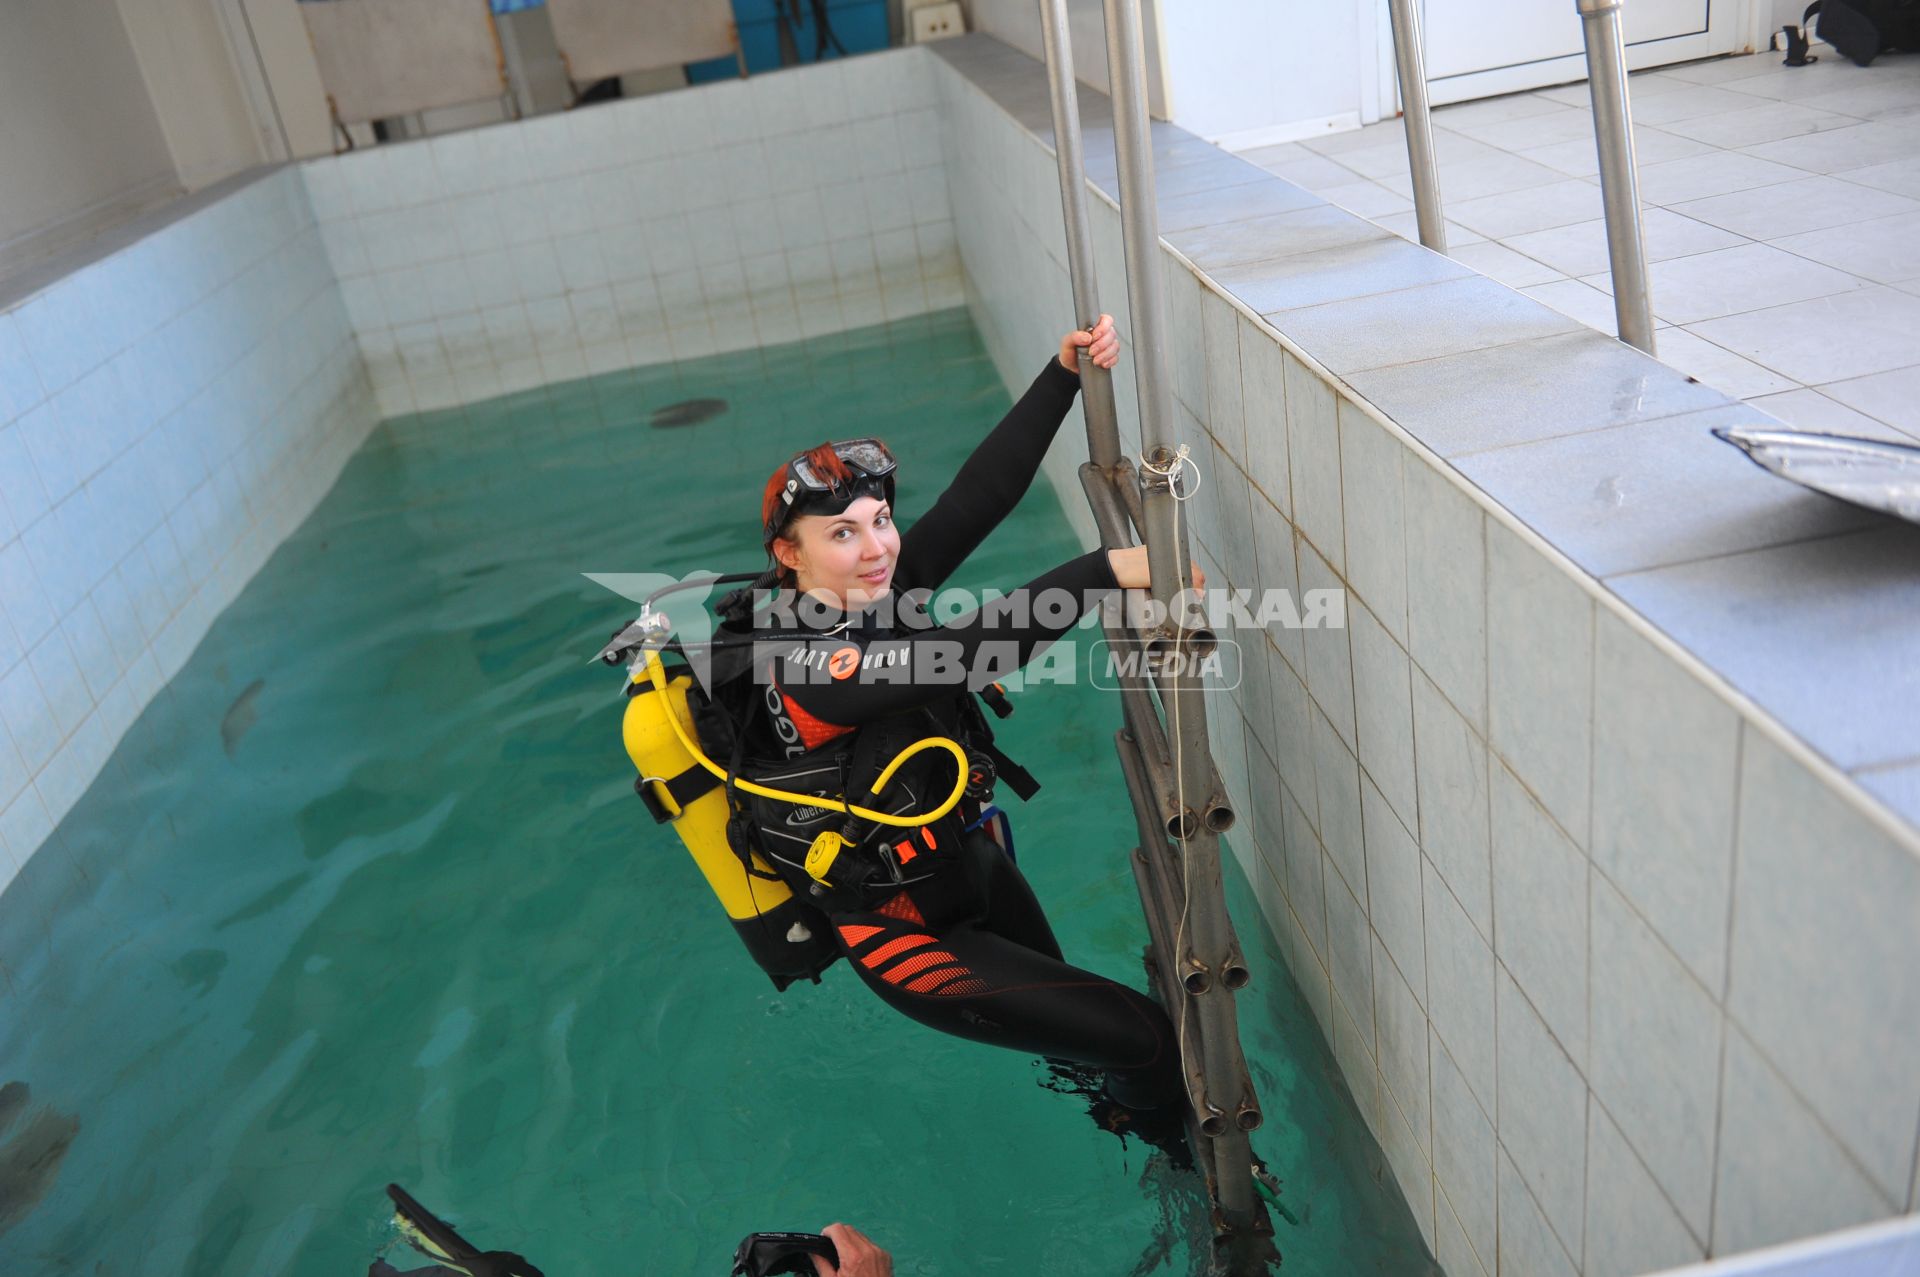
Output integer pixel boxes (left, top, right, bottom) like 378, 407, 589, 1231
1167, 262, 1207, 417
1500, 1149, 1581, 1277
1375, 932, 1432, 1159
1339, 399, 1409, 644
0, 312, 48, 425
1364, 771, 1426, 1001
1585, 1100, 1706, 1277
1403, 457, 1487, 735
1491, 759, 1589, 1069
1432, 1030, 1497, 1275
1498, 965, 1589, 1262
1298, 536, 1356, 749
1487, 518, 1594, 846
1426, 857, 1496, 1116
1202, 287, 1245, 461
1285, 353, 1345, 572
1713, 1026, 1898, 1256
1327, 852, 1376, 1056
1284, 786, 1329, 961
1590, 874, 1723, 1239
1239, 313, 1290, 519
1313, 702, 1366, 899
1351, 598, 1417, 833
1728, 727, 1920, 1201
1591, 609, 1740, 996
1411, 667, 1494, 941
1436, 1190, 1491, 1277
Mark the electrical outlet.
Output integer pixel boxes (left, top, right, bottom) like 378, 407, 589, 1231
909, 2, 965, 43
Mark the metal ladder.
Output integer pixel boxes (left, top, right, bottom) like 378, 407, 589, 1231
1037, 2, 1272, 1267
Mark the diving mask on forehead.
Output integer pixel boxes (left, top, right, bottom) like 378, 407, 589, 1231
764, 437, 899, 546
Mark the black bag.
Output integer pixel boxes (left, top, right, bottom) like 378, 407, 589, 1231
1803, 0, 1920, 64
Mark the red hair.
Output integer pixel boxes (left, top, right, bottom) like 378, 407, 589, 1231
761, 442, 856, 544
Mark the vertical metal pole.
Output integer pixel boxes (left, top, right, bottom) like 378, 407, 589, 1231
1385, 0, 1447, 254
1578, 0, 1657, 355
1040, 0, 1123, 474
1101, 0, 1260, 1238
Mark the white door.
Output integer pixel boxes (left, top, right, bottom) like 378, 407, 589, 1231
1419, 0, 1754, 103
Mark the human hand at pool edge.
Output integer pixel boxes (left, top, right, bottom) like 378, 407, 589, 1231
810, 1223, 893, 1276
1059, 314, 1119, 375
1106, 545, 1205, 593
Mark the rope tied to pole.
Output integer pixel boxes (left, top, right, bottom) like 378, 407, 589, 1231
1136, 441, 1205, 1107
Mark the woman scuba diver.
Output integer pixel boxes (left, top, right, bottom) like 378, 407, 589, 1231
713, 318, 1201, 1112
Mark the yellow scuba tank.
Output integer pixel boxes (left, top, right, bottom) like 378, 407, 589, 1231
620, 653, 838, 989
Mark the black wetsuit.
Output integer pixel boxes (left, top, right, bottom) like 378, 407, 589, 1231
748, 360, 1179, 1108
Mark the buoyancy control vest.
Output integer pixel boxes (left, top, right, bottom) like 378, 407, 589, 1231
620, 629, 1038, 989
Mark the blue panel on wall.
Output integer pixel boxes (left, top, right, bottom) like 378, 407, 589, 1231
686, 0, 889, 83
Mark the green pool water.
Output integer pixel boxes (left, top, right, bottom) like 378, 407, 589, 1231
0, 310, 1437, 1276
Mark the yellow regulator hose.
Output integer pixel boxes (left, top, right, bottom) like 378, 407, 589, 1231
639, 652, 966, 829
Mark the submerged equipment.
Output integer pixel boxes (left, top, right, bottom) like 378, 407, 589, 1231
371, 1184, 543, 1277
731, 1230, 838, 1277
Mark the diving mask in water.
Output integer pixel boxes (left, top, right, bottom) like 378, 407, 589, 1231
731, 1230, 840, 1276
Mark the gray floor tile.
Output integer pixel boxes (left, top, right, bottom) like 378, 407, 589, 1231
1450, 107, 1597, 152
1525, 277, 1626, 332
1793, 78, 1920, 122
1322, 181, 1413, 219
1435, 93, 1576, 130
1743, 120, 1920, 175
1658, 54, 1801, 86
1244, 149, 1363, 190
1502, 208, 1747, 278
1838, 155, 1920, 200
1516, 125, 1713, 178
1652, 99, 1859, 149
1634, 150, 1809, 206
1690, 285, 1920, 383
1214, 235, 1471, 314
1448, 179, 1604, 239
1155, 176, 1326, 232
1819, 363, 1920, 433
1323, 128, 1501, 180
1630, 83, 1765, 125
1374, 150, 1567, 203
1748, 385, 1920, 442
1455, 404, 1879, 577
1653, 326, 1800, 398
1447, 240, 1565, 289
1370, 211, 1488, 246
1302, 117, 1404, 157
1165, 203, 1389, 272
1609, 522, 1920, 769
1671, 175, 1920, 239
1716, 58, 1880, 102
1606, 241, 1867, 324
1772, 209, 1920, 283
1346, 329, 1734, 458
1272, 275, 1581, 374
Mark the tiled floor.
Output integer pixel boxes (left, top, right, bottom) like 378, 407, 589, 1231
1232, 49, 1920, 443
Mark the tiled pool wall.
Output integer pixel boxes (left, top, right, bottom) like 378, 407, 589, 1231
931, 36, 1920, 1277
0, 168, 373, 889
302, 53, 962, 419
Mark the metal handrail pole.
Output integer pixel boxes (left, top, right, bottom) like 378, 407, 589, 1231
1386, 0, 1447, 253
1578, 0, 1657, 354
1040, 0, 1124, 472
